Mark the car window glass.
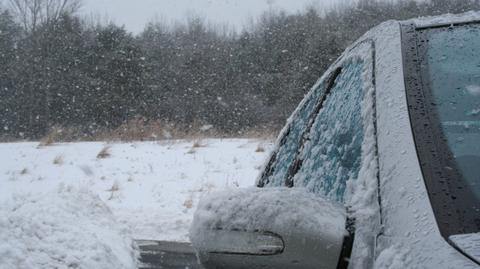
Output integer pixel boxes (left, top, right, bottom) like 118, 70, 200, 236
293, 59, 365, 203
404, 23, 480, 237
260, 79, 327, 186
424, 26, 480, 199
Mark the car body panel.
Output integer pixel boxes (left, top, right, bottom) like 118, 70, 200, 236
191, 12, 480, 269
371, 16, 480, 268
275, 13, 480, 267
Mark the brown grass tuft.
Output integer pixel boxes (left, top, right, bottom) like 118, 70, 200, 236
107, 181, 120, 200
38, 125, 82, 146
2, 117, 280, 143
53, 155, 64, 165
38, 128, 59, 147
20, 168, 28, 175
183, 198, 193, 209
255, 144, 266, 152
97, 146, 111, 159
192, 139, 206, 148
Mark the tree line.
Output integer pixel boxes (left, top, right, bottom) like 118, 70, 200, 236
0, 0, 479, 140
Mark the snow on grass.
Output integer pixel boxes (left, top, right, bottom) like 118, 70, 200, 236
0, 139, 272, 247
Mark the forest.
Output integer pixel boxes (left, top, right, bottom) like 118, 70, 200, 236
1, 0, 479, 140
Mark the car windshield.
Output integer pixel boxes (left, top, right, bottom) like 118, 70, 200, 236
409, 23, 480, 236
425, 25, 480, 201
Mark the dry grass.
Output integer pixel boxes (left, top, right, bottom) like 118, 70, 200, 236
2, 117, 280, 143
20, 168, 28, 175
38, 125, 83, 146
185, 139, 208, 154
0, 134, 21, 143
107, 181, 120, 200
255, 144, 266, 153
96, 146, 111, 159
38, 129, 58, 147
192, 140, 204, 148
237, 127, 278, 140
192, 139, 209, 148
96, 117, 162, 142
53, 155, 64, 165
93, 117, 209, 142
183, 198, 193, 209
92, 118, 278, 142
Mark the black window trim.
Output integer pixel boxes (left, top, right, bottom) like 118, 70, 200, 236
401, 22, 480, 240
284, 66, 342, 187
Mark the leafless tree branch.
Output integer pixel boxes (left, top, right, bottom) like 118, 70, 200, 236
7, 0, 82, 32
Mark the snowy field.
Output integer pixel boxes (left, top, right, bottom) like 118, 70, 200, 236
0, 139, 272, 269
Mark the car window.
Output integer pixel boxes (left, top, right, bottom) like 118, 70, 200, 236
403, 23, 480, 237
259, 78, 328, 187
293, 59, 366, 203
424, 25, 480, 200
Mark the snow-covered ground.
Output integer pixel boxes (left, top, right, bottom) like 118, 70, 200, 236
0, 139, 272, 269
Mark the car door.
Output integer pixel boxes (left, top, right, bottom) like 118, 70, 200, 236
258, 40, 380, 268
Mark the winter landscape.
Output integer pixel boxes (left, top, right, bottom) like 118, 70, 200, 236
1, 0, 480, 268
0, 139, 272, 268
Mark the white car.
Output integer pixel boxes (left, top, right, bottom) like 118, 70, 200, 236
190, 12, 480, 269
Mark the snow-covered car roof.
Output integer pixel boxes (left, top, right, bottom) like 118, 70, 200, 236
403, 10, 480, 28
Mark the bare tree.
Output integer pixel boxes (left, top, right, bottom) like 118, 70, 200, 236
7, 0, 82, 32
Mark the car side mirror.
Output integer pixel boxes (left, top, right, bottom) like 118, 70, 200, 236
189, 187, 353, 269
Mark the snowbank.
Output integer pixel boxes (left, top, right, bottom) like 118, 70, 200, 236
0, 139, 271, 268
373, 245, 409, 269
0, 186, 137, 269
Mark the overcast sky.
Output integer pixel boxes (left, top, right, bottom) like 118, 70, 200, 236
80, 0, 344, 34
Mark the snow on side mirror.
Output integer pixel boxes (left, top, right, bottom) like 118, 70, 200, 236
189, 187, 351, 269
